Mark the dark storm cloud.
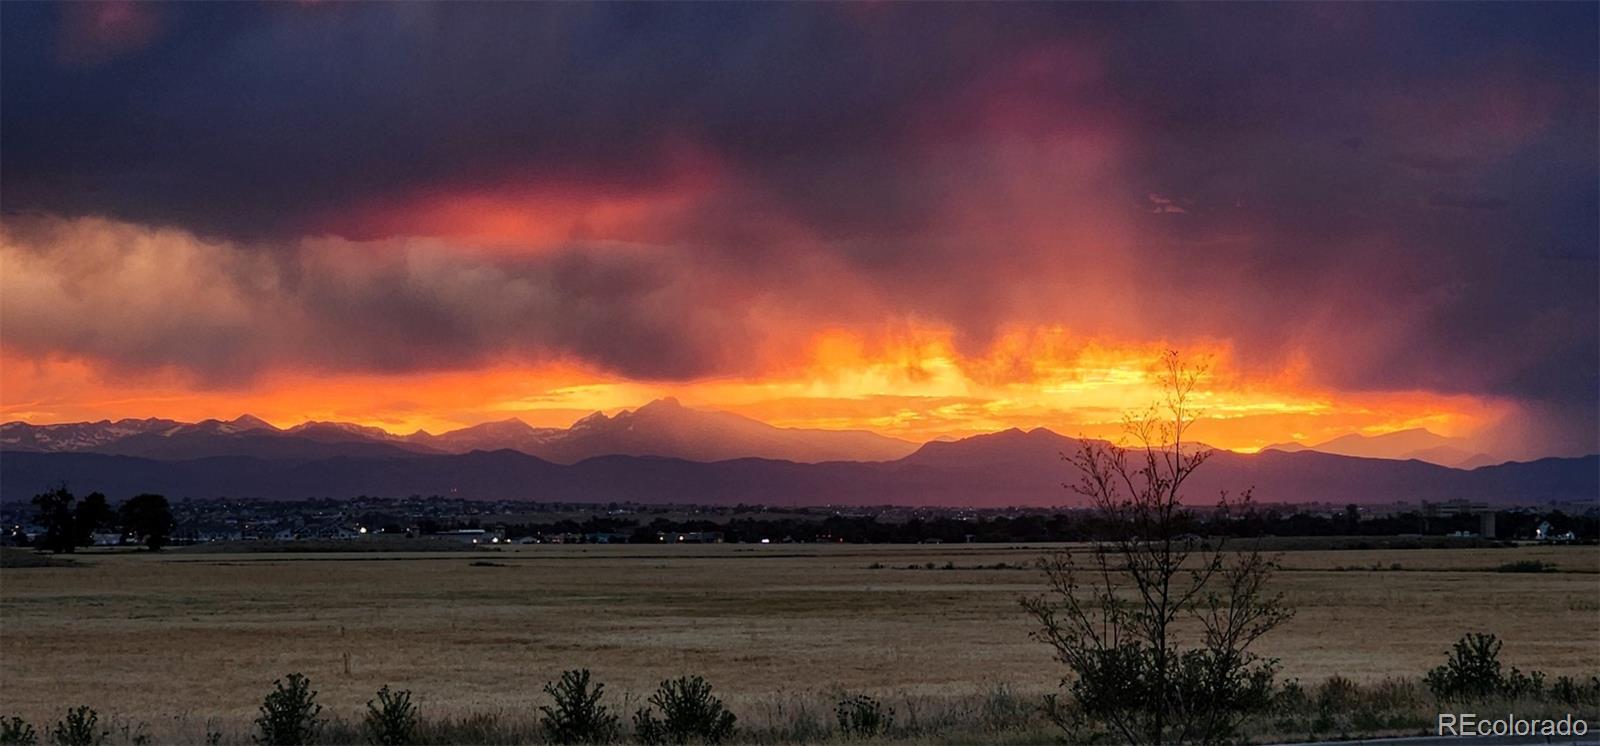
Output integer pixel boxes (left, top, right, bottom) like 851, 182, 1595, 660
0, 217, 762, 383
1, 3, 1595, 444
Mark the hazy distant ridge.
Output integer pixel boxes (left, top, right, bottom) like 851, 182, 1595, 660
2, 426, 1592, 506
1263, 428, 1496, 468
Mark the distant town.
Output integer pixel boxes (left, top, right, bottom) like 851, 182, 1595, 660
3, 495, 1593, 548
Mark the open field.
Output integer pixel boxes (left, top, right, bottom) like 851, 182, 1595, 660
2, 543, 1596, 742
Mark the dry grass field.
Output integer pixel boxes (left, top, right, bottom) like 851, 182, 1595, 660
1, 542, 1596, 742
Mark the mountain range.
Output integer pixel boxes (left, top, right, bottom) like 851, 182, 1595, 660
1263, 428, 1497, 469
1, 398, 917, 464
2, 406, 1595, 507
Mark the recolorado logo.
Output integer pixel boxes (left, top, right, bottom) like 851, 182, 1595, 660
1438, 713, 1589, 737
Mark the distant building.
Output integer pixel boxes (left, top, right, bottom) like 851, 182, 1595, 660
1535, 521, 1577, 543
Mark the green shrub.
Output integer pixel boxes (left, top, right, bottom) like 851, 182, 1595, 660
540, 669, 620, 744
633, 676, 737, 744
834, 694, 894, 739
1423, 633, 1556, 703
254, 673, 322, 745
364, 686, 418, 745
1049, 642, 1276, 743
0, 716, 37, 746
48, 707, 102, 746
1425, 633, 1503, 701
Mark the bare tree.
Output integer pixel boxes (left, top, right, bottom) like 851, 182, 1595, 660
1020, 350, 1293, 745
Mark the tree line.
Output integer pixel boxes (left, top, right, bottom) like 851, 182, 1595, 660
23, 486, 173, 552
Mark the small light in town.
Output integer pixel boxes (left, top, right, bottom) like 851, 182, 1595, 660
760, 538, 771, 544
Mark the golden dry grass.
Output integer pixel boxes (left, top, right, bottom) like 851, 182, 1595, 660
1, 542, 1595, 741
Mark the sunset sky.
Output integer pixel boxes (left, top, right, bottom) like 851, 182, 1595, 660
1, 3, 1595, 459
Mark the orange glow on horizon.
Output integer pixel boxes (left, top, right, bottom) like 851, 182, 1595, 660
0, 326, 1509, 454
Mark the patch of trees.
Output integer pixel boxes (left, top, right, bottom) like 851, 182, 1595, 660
27, 486, 112, 553
119, 494, 177, 550
23, 486, 173, 552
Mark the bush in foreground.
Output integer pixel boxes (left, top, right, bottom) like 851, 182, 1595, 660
1426, 633, 1506, 701
540, 669, 619, 745
1422, 633, 1563, 702
834, 694, 894, 739
0, 716, 37, 746
49, 707, 102, 746
363, 686, 418, 745
254, 674, 321, 745
632, 676, 737, 745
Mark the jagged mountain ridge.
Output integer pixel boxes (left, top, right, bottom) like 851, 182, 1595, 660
0, 399, 919, 464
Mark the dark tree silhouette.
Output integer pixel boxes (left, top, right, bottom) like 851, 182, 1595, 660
30, 485, 78, 553
73, 492, 113, 547
1021, 351, 1294, 745
119, 494, 175, 551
